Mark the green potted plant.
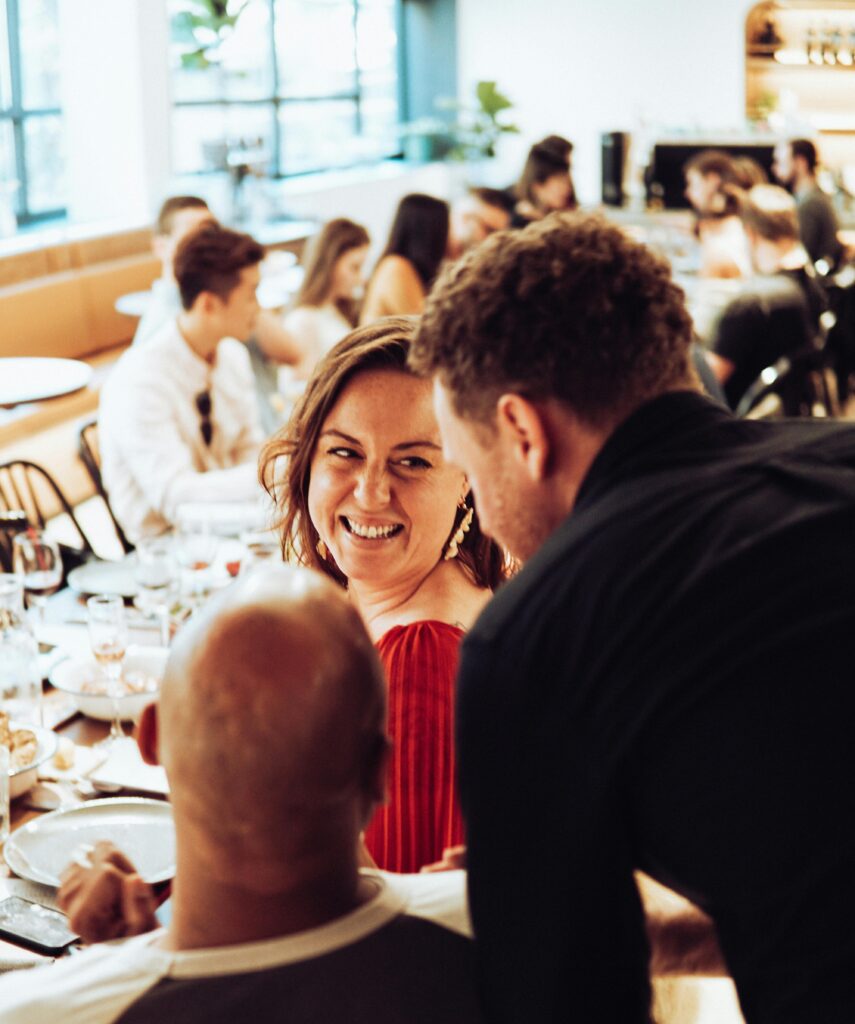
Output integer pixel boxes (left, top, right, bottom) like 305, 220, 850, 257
440, 81, 519, 161
170, 0, 250, 70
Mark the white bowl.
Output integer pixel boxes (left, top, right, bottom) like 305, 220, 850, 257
9, 722, 58, 799
49, 647, 168, 722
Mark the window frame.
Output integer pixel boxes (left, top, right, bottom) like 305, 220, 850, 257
171, 0, 403, 179
0, 0, 65, 225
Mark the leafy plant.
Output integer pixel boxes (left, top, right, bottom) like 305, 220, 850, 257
171, 0, 251, 70
439, 81, 519, 160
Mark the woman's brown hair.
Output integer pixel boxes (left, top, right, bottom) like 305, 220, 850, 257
260, 317, 506, 591
294, 218, 370, 325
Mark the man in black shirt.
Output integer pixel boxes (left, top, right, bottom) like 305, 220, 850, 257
411, 212, 855, 1024
707, 183, 828, 410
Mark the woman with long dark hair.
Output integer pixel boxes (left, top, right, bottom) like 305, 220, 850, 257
360, 194, 449, 324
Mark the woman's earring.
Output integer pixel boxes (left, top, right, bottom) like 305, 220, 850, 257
316, 538, 328, 560
444, 503, 474, 561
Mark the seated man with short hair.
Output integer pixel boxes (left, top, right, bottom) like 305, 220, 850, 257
708, 183, 827, 409
134, 196, 216, 346
0, 566, 480, 1024
100, 224, 268, 542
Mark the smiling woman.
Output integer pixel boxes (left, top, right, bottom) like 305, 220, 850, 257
260, 317, 506, 872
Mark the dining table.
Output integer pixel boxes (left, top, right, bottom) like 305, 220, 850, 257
0, 358, 93, 409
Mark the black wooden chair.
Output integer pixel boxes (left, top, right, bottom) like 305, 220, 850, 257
78, 420, 133, 554
0, 460, 96, 578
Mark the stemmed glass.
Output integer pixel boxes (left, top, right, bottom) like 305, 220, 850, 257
12, 531, 62, 626
134, 536, 177, 647
87, 594, 128, 747
175, 517, 218, 604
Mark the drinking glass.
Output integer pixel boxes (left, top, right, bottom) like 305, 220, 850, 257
238, 529, 281, 576
12, 531, 62, 625
87, 594, 128, 746
134, 536, 177, 646
175, 518, 218, 603
0, 745, 8, 846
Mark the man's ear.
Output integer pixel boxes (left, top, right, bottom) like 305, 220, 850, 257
137, 702, 160, 766
496, 393, 551, 482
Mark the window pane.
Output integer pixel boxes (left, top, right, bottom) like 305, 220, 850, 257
0, 119, 18, 229
172, 103, 275, 176
279, 99, 359, 174
274, 0, 357, 98
23, 114, 65, 213
19, 0, 61, 110
0, 0, 11, 112
170, 0, 274, 102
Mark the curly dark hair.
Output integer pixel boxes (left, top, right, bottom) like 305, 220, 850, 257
410, 212, 696, 428
259, 317, 506, 592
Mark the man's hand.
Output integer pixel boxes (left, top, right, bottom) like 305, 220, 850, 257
58, 841, 158, 943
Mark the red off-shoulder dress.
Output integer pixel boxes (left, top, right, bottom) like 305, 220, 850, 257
364, 620, 466, 873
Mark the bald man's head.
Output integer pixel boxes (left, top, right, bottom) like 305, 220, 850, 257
158, 566, 387, 874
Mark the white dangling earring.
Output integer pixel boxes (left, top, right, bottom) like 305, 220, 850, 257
444, 503, 474, 561
316, 538, 328, 560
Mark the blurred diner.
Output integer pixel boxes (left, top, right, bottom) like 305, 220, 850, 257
359, 194, 450, 324
99, 224, 267, 543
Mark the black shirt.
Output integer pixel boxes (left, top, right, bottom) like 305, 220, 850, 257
457, 391, 855, 1024
713, 267, 826, 409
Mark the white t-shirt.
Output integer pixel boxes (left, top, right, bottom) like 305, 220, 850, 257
0, 871, 479, 1024
99, 319, 264, 542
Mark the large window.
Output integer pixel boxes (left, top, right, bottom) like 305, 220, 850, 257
0, 0, 65, 226
170, 0, 401, 178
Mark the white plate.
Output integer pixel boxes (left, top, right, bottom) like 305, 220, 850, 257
8, 723, 58, 800
49, 647, 168, 721
4, 798, 175, 887
67, 560, 137, 599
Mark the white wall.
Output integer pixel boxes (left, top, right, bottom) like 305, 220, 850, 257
456, 0, 755, 203
58, 0, 171, 225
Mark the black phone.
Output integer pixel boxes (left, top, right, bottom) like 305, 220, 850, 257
0, 896, 78, 956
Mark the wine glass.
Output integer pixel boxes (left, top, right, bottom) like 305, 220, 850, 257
12, 531, 62, 626
175, 517, 218, 604
238, 529, 281, 576
87, 594, 128, 747
134, 536, 177, 647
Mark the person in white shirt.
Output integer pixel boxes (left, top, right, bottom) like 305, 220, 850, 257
0, 565, 481, 1024
100, 224, 267, 542
133, 196, 216, 347
281, 217, 370, 381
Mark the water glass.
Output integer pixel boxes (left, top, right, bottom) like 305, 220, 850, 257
0, 574, 41, 727
87, 594, 127, 746
134, 536, 176, 646
175, 518, 218, 602
12, 531, 62, 625
0, 745, 8, 845
239, 530, 281, 576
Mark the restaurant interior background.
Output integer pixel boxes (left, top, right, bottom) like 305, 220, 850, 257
2, 0, 855, 532
4, 0, 855, 247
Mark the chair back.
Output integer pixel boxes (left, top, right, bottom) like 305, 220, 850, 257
78, 420, 133, 553
0, 460, 95, 577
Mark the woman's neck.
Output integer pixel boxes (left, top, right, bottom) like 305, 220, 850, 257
348, 561, 489, 642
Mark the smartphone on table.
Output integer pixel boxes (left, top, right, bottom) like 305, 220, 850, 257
0, 896, 78, 956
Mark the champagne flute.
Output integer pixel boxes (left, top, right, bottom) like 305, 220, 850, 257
87, 594, 128, 747
12, 531, 62, 626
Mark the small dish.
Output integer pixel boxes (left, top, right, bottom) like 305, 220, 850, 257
7, 723, 59, 800
49, 647, 168, 722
